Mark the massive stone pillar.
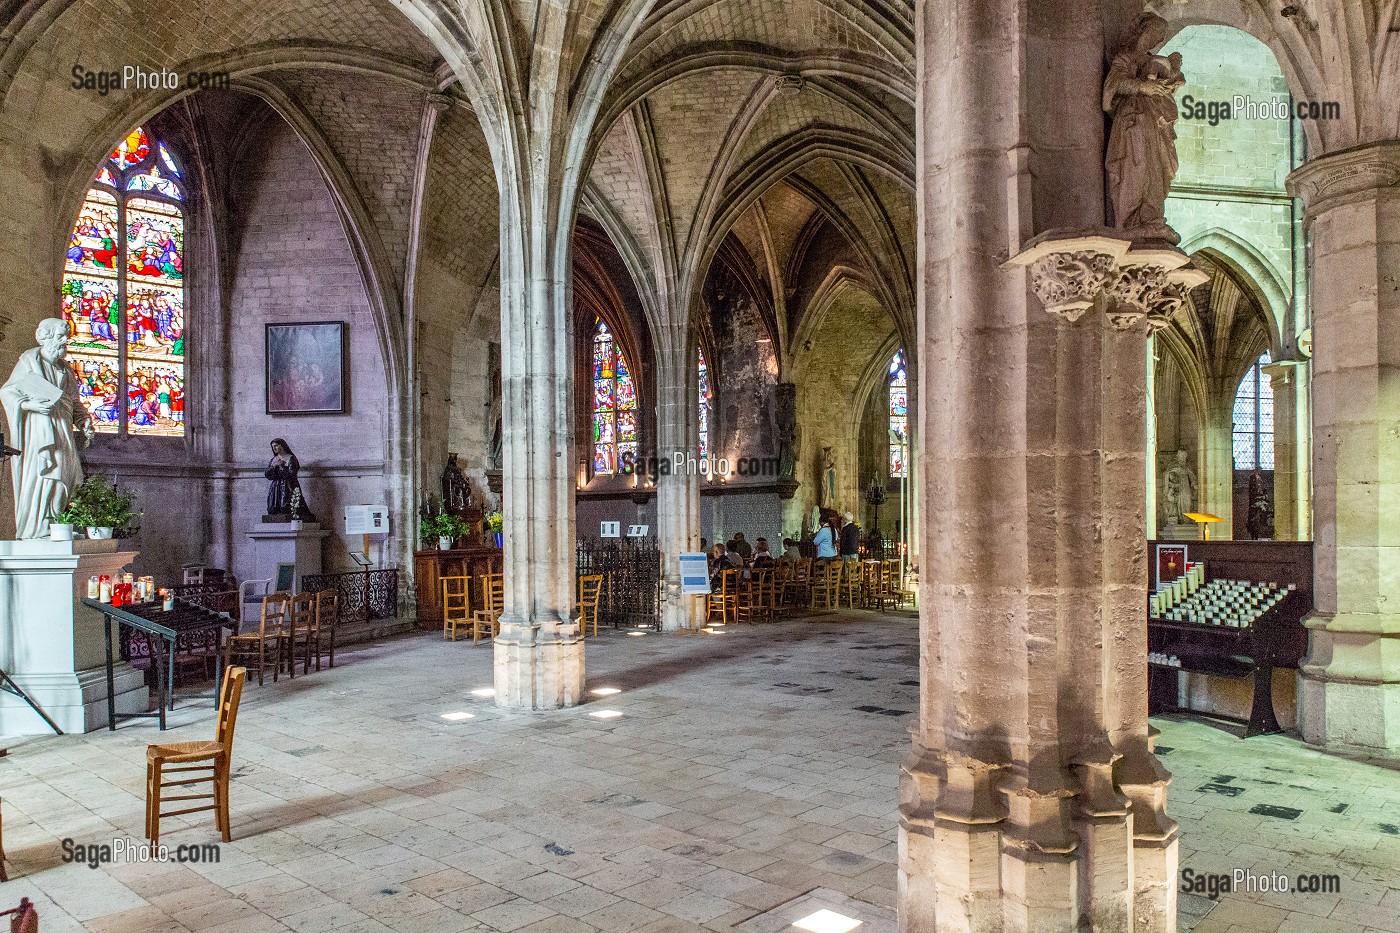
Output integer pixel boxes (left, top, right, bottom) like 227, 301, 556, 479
901, 1, 1177, 929
1289, 142, 1400, 755
655, 340, 703, 632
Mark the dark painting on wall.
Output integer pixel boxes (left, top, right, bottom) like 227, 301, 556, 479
265, 322, 346, 414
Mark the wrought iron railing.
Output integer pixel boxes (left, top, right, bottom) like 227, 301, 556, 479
576, 537, 661, 630
301, 568, 400, 622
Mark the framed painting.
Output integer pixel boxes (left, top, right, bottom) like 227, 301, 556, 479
265, 321, 346, 414
1155, 544, 1189, 586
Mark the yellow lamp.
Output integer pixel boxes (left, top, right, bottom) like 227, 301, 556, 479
1183, 512, 1224, 541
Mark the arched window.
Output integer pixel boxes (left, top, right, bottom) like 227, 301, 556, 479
592, 320, 637, 474
697, 348, 711, 459
62, 126, 185, 437
1232, 351, 1274, 470
889, 349, 908, 478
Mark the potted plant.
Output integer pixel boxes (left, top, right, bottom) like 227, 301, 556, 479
68, 476, 137, 540
420, 512, 465, 551
49, 502, 83, 541
487, 511, 504, 548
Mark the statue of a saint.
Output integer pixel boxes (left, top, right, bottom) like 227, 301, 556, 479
264, 438, 314, 521
775, 383, 798, 480
1103, 13, 1184, 241
441, 452, 471, 516
820, 446, 837, 508
0, 318, 93, 538
1246, 470, 1274, 540
1160, 449, 1197, 527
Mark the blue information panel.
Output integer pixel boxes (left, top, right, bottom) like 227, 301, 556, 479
678, 552, 711, 595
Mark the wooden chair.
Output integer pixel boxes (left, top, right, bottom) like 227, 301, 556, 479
810, 560, 840, 610
838, 559, 862, 608
314, 590, 340, 668
737, 569, 773, 624
443, 575, 472, 641
707, 568, 739, 625
783, 558, 812, 609
471, 573, 504, 645
286, 592, 319, 675
146, 666, 246, 845
578, 574, 603, 636
770, 562, 789, 617
224, 593, 288, 686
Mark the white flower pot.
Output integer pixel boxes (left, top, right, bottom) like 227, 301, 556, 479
49, 523, 74, 541
438, 536, 454, 551
87, 526, 115, 540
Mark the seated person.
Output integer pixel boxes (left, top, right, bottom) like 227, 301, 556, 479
814, 521, 838, 559
709, 542, 741, 587
780, 537, 802, 561
731, 532, 753, 560
751, 537, 774, 567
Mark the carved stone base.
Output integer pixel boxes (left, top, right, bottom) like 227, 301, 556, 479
493, 617, 584, 709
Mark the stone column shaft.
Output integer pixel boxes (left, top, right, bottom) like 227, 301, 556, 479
655, 341, 702, 632
1288, 142, 1400, 755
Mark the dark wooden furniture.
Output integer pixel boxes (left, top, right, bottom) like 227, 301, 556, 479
413, 546, 503, 630
88, 597, 236, 730
1146, 540, 1312, 737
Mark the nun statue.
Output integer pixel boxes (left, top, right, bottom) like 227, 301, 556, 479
264, 437, 314, 521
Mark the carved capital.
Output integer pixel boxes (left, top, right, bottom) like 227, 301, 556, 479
1005, 234, 1131, 322
1107, 263, 1168, 330
425, 92, 452, 114
1286, 141, 1400, 217
774, 74, 805, 96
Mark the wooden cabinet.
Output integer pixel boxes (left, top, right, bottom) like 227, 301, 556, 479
413, 546, 503, 630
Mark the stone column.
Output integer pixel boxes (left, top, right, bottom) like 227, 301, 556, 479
1199, 391, 1235, 539
1288, 142, 1400, 755
655, 340, 703, 632
901, 1, 1177, 930
491, 191, 585, 710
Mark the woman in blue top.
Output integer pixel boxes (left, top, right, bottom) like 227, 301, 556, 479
813, 519, 838, 558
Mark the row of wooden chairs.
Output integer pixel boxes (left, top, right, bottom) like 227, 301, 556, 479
708, 558, 910, 624
224, 591, 339, 686
443, 573, 606, 643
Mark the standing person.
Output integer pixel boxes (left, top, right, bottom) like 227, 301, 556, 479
732, 532, 753, 560
813, 518, 838, 559
781, 538, 802, 561
839, 511, 861, 559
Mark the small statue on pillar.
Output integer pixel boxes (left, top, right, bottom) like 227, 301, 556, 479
264, 438, 314, 522
441, 452, 472, 516
1103, 12, 1184, 243
1159, 449, 1197, 528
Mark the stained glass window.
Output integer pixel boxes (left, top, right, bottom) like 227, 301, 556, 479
889, 349, 908, 478
697, 348, 711, 459
592, 321, 637, 474
1232, 351, 1274, 470
62, 126, 185, 437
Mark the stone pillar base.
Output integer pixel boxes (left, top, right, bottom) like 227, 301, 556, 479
1299, 671, 1400, 757
1, 665, 147, 735
493, 621, 584, 709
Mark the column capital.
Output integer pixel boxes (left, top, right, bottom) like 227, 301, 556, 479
424, 92, 452, 114
1286, 140, 1400, 218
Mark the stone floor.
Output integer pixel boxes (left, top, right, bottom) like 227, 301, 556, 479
0, 613, 1396, 932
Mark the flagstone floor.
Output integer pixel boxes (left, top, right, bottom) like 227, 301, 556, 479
0, 614, 1396, 932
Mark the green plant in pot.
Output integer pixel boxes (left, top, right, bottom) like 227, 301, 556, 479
67, 475, 138, 540
49, 501, 84, 541
487, 511, 504, 547
421, 512, 467, 551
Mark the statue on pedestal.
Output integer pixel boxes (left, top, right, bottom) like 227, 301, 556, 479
441, 452, 472, 516
820, 446, 837, 508
264, 438, 314, 522
0, 318, 94, 538
1160, 449, 1197, 527
1104, 12, 1184, 243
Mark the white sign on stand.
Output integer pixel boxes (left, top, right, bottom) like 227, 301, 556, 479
600, 521, 621, 538
679, 552, 711, 595
344, 505, 389, 536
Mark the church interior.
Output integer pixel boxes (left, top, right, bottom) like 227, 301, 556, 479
0, 1, 1397, 931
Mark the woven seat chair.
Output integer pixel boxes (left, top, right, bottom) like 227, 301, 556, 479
146, 666, 246, 845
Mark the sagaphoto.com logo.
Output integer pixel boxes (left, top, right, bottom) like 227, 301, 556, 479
71, 62, 229, 97
1180, 93, 1340, 126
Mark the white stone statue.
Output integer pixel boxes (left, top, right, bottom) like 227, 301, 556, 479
1160, 449, 1197, 527
820, 446, 837, 507
1, 319, 93, 538
1103, 12, 1184, 241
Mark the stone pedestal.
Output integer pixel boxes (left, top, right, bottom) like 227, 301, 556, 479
243, 522, 328, 594
0, 539, 146, 735
1287, 142, 1400, 757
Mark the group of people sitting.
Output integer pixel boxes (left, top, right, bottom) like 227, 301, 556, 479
704, 510, 862, 587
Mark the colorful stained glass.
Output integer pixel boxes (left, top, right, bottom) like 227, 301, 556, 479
71, 353, 122, 433
62, 127, 186, 437
126, 199, 184, 281
127, 166, 182, 199
590, 319, 637, 475
1232, 351, 1273, 470
158, 143, 182, 178
109, 128, 151, 168
697, 349, 711, 459
66, 190, 120, 273
61, 275, 120, 352
889, 349, 909, 478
